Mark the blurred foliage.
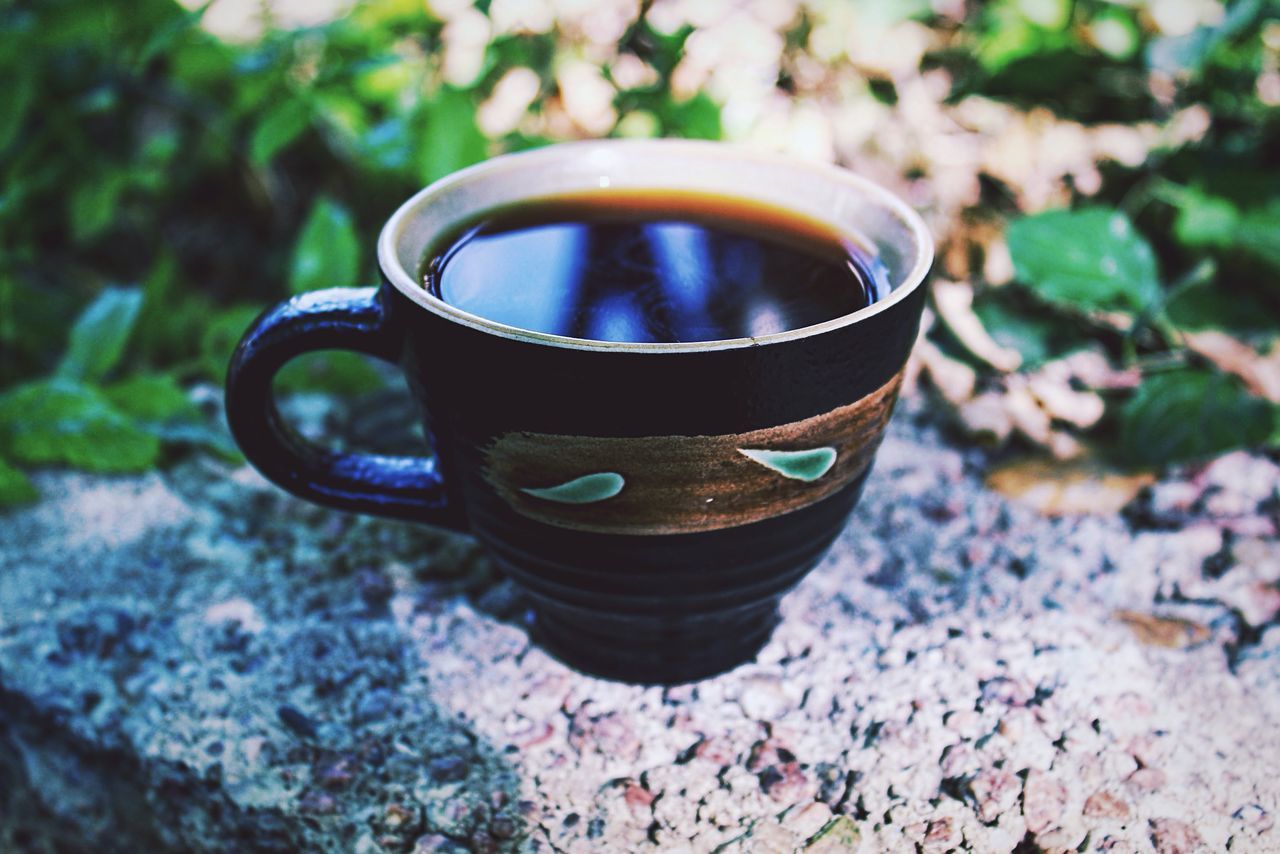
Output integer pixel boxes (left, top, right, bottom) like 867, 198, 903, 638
933, 0, 1279, 470
0, 0, 1277, 506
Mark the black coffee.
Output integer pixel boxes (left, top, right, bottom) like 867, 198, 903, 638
421, 190, 889, 344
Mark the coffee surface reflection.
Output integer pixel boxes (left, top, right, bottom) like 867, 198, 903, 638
422, 190, 889, 343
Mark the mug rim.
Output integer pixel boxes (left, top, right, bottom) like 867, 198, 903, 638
377, 139, 933, 354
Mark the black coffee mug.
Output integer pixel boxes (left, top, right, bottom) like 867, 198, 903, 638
226, 140, 932, 684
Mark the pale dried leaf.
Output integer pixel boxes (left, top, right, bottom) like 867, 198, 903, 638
1087, 309, 1136, 332
955, 391, 1014, 444
983, 237, 1014, 286
1027, 373, 1106, 428
901, 310, 934, 397
919, 306, 936, 336
951, 95, 1016, 136
1003, 380, 1054, 445
1061, 349, 1143, 391
987, 458, 1156, 516
847, 20, 931, 78
1114, 610, 1210, 648
556, 60, 617, 135
477, 67, 542, 136
941, 236, 973, 281
1091, 124, 1155, 168
902, 349, 925, 397
782, 101, 836, 161
609, 53, 658, 89
1184, 331, 1280, 403
932, 280, 1023, 372
1047, 428, 1085, 460
917, 338, 977, 405
441, 7, 491, 87
488, 0, 554, 35
1259, 71, 1280, 107
1162, 104, 1212, 147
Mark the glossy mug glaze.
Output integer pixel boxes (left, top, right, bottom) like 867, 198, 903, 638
225, 140, 933, 684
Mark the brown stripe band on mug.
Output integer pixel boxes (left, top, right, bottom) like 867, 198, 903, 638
484, 368, 903, 535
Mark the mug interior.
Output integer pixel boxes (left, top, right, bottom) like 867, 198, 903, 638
378, 139, 932, 352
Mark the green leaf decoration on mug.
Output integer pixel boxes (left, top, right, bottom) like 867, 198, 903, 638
737, 447, 837, 482
521, 472, 626, 504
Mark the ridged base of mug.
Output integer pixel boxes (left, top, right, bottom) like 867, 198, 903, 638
475, 474, 872, 683
531, 602, 780, 685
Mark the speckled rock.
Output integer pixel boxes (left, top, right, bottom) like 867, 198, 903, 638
1, 394, 1278, 852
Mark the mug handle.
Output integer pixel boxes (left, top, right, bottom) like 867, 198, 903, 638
225, 286, 464, 530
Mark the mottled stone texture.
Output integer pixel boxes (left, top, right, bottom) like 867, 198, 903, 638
1, 396, 1278, 852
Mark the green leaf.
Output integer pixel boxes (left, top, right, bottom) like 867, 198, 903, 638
350, 0, 432, 29
1007, 208, 1161, 315
972, 295, 1080, 367
1235, 203, 1280, 271
1171, 189, 1280, 272
277, 351, 386, 395
316, 92, 368, 141
134, 251, 192, 364
100, 368, 241, 460
138, 129, 181, 181
0, 380, 160, 472
102, 373, 196, 421
289, 198, 360, 294
30, 4, 120, 51
170, 39, 235, 87
502, 132, 556, 152
56, 286, 144, 382
738, 447, 837, 482
1165, 281, 1277, 333
977, 0, 1060, 72
201, 305, 263, 379
1121, 369, 1273, 466
147, 419, 242, 462
0, 271, 16, 353
415, 87, 488, 186
665, 92, 721, 140
101, 376, 240, 462
0, 64, 34, 153
354, 58, 419, 103
1173, 188, 1240, 248
135, 0, 212, 68
0, 457, 38, 507
521, 472, 625, 504
69, 173, 128, 241
249, 98, 311, 165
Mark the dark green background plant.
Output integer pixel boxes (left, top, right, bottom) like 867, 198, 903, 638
1, 0, 1276, 506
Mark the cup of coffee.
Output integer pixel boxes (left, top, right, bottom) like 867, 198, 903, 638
225, 140, 932, 684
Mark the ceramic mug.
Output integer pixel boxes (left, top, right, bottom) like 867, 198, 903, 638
225, 140, 932, 684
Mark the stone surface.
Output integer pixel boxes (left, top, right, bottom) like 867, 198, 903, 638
1, 395, 1279, 852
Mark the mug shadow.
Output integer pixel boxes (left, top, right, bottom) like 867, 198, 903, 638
0, 440, 527, 853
